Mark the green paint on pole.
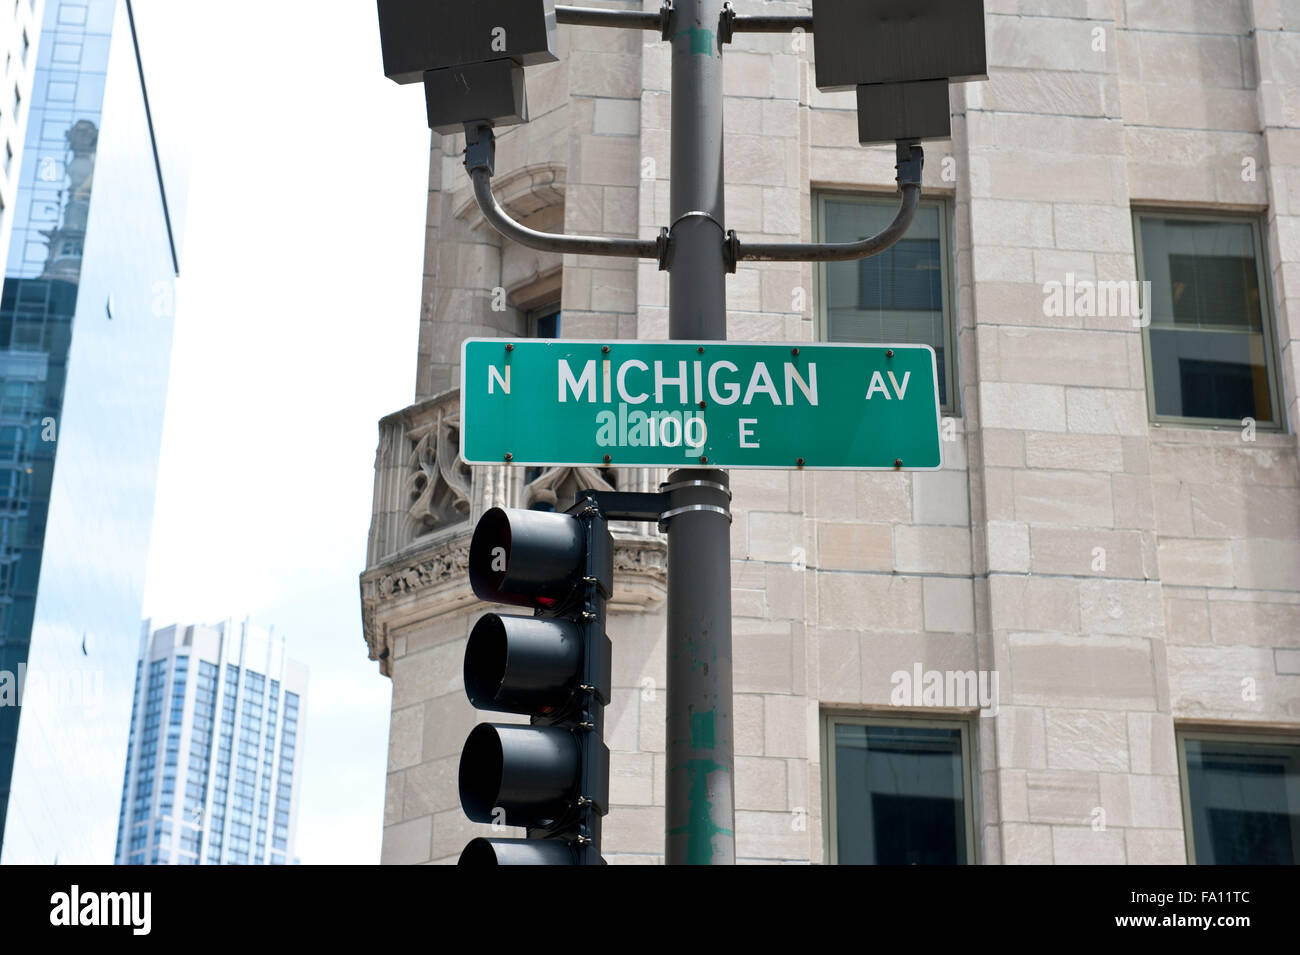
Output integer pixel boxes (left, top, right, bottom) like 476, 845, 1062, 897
667, 711, 729, 862
674, 26, 716, 57
689, 710, 716, 750
667, 758, 734, 864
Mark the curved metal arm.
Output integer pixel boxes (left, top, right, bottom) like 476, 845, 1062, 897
735, 185, 919, 262
735, 142, 924, 263
465, 126, 662, 260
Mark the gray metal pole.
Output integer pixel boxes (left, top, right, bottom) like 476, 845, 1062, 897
665, 0, 735, 865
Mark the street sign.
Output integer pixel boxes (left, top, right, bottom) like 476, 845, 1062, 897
460, 339, 942, 470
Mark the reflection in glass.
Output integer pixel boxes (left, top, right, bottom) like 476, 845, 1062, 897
1184, 737, 1300, 865
833, 722, 968, 864
0, 0, 179, 864
1139, 216, 1275, 423
0, 114, 98, 843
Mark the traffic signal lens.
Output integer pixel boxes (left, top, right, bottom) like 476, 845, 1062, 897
468, 506, 512, 598
458, 838, 500, 865
464, 614, 509, 707
468, 507, 587, 609
459, 838, 579, 866
458, 723, 582, 825
464, 614, 582, 715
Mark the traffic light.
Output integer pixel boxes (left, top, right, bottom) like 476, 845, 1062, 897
376, 1, 559, 134
811, 0, 988, 144
457, 504, 612, 865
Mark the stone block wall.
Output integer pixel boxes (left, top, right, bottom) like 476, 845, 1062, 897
365, 0, 1300, 864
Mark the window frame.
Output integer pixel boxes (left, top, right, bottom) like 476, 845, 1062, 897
813, 190, 959, 415
1132, 210, 1285, 432
1175, 725, 1300, 865
819, 710, 978, 865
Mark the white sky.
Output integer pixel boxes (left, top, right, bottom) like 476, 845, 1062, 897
132, 1, 430, 863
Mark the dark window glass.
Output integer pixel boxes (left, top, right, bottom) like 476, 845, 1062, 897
1183, 737, 1300, 865
832, 722, 968, 864
822, 199, 950, 408
1138, 216, 1277, 423
532, 309, 560, 339
859, 239, 943, 313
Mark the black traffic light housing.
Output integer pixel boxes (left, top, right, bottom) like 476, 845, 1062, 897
812, 0, 987, 92
812, 0, 988, 145
458, 502, 613, 865
376, 0, 559, 83
376, 0, 558, 134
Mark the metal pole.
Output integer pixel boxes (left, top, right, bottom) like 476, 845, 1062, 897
555, 5, 665, 31
665, 0, 735, 865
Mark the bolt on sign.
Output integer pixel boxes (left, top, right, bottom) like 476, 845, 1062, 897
461, 339, 943, 470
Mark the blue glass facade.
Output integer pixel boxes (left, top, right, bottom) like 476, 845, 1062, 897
0, 0, 178, 863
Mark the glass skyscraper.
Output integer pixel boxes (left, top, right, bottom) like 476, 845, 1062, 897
114, 620, 307, 866
0, 0, 179, 862
0, 1, 46, 267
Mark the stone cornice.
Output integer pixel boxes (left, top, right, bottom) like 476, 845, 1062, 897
361, 528, 666, 677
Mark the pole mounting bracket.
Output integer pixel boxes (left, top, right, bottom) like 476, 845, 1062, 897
462, 122, 495, 176
660, 0, 676, 41
724, 229, 740, 273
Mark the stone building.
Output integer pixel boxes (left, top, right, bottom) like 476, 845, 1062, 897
361, 0, 1300, 864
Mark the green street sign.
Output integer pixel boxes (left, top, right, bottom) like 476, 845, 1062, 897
460, 339, 942, 471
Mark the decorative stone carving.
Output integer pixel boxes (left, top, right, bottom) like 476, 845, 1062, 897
608, 535, 669, 613
368, 392, 476, 566
523, 466, 617, 510
375, 542, 470, 600
360, 537, 474, 676
405, 409, 472, 533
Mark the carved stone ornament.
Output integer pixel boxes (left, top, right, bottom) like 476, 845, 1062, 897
523, 466, 616, 510
405, 408, 472, 534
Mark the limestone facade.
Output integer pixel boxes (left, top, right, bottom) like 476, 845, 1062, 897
362, 0, 1300, 864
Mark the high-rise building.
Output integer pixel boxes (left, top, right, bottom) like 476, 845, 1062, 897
361, 3, 1300, 863
114, 619, 308, 866
0, 1, 44, 267
0, 0, 179, 863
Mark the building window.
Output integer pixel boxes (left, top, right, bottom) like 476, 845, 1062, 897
816, 193, 956, 411
52, 42, 81, 64
528, 305, 560, 339
57, 3, 88, 27
821, 714, 975, 864
1134, 213, 1283, 428
1178, 731, 1300, 865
